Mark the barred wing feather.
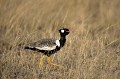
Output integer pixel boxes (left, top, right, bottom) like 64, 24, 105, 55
25, 39, 57, 50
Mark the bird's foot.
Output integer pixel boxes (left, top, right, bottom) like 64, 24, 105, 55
47, 57, 64, 69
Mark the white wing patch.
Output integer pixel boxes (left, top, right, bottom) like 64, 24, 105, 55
35, 46, 56, 50
56, 40, 60, 47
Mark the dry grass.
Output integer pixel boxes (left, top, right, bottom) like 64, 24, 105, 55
0, 0, 120, 79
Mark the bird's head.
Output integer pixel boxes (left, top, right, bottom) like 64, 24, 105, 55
59, 28, 70, 36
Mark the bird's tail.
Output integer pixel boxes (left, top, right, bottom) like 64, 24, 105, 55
24, 46, 37, 50
24, 46, 30, 49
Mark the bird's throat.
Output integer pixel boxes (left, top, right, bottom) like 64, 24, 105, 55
59, 36, 66, 47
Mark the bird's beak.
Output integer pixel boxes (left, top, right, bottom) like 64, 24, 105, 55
67, 29, 70, 32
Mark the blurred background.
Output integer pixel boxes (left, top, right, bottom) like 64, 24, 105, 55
0, 0, 120, 79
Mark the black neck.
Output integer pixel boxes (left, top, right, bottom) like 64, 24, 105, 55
59, 34, 66, 47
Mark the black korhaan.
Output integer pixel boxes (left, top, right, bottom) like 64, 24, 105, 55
24, 28, 70, 68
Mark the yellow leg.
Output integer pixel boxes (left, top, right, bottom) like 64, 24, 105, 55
32, 53, 36, 64
47, 57, 63, 68
39, 56, 45, 68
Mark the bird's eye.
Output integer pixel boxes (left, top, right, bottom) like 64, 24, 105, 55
61, 30, 64, 33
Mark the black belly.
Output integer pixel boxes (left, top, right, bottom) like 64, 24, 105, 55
38, 47, 60, 56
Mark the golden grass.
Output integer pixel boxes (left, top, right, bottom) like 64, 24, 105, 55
0, 0, 120, 79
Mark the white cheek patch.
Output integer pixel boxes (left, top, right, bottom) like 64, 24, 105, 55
55, 40, 60, 47
61, 30, 64, 33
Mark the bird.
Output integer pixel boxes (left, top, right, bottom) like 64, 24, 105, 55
24, 28, 70, 68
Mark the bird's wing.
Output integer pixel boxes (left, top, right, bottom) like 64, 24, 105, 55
35, 45, 56, 50
25, 39, 57, 50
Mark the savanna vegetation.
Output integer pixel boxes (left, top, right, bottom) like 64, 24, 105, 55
0, 0, 120, 79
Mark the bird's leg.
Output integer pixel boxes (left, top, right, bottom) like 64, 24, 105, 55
32, 53, 36, 64
39, 55, 45, 68
47, 57, 63, 68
